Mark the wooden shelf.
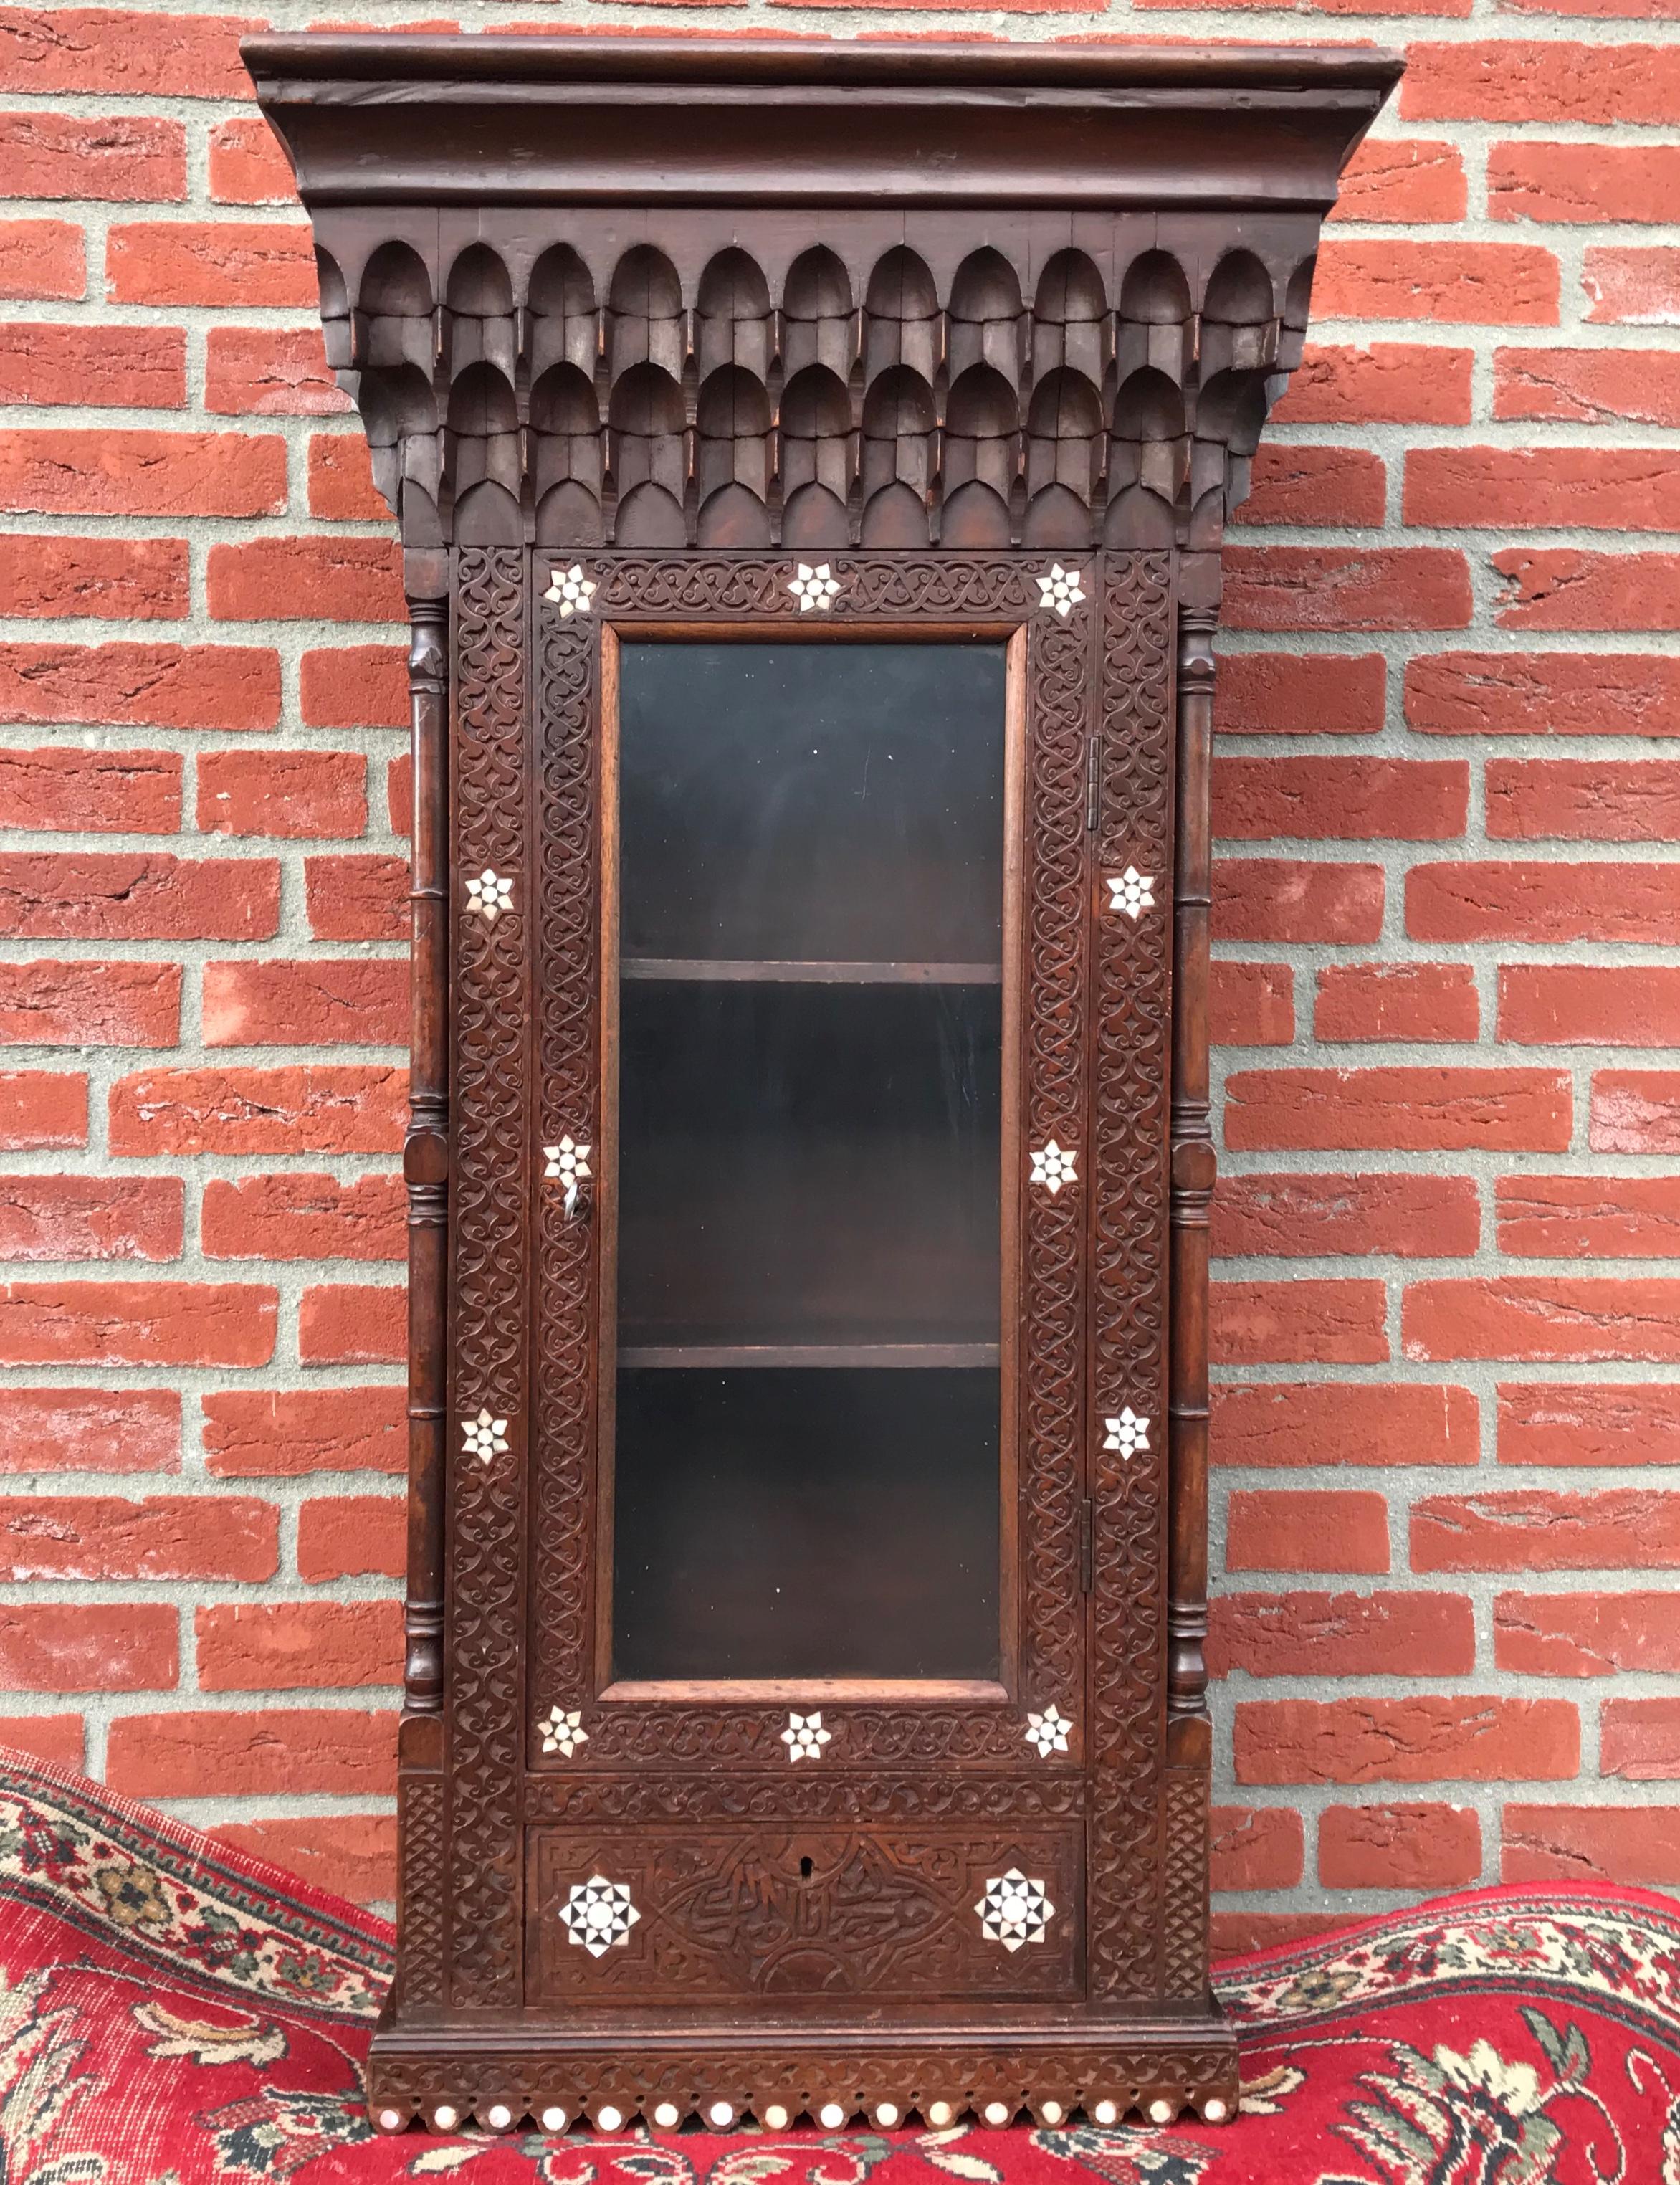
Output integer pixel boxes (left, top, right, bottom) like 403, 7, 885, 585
621, 957, 1002, 986
617, 1341, 1000, 1370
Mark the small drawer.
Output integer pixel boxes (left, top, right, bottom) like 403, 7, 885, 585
525, 1824, 1081, 2003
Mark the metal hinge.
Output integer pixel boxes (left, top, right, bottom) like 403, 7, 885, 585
1079, 1498, 1094, 1594
1084, 734, 1101, 830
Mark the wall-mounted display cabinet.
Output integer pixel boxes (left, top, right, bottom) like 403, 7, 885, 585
249, 32, 1400, 2137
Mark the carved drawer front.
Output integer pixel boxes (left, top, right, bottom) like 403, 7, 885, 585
526, 1827, 1081, 2003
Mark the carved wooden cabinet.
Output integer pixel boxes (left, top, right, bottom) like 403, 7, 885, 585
249, 33, 1398, 2136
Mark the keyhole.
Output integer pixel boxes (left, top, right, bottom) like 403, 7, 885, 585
799, 1856, 814, 1881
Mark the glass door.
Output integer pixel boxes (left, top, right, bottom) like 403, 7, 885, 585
604, 638, 1020, 1687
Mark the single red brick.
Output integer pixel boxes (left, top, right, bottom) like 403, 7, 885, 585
1211, 1806, 1304, 1893
1492, 141, 1680, 226
1211, 1381, 1479, 1470
1211, 1280, 1388, 1366
1585, 247, 1680, 325
0, 1493, 274, 1579
1226, 1490, 1390, 1575
0, 1602, 176, 1690
307, 434, 388, 521
0, 1282, 275, 1368
196, 748, 366, 839
1213, 757, 1467, 842
1498, 1174, 1680, 1260
1234, 1697, 1578, 1786
0, 1072, 86, 1148
1505, 0, 1680, 16
1213, 1171, 1479, 1260
1233, 445, 1385, 529
1405, 1278, 1680, 1363
202, 1174, 404, 1262
0, 745, 180, 832
1319, 1804, 1481, 1891
1210, 1591, 1476, 1680
1213, 1910, 1351, 1956
1495, 346, 1680, 428
202, 1385, 404, 1478
0, 1386, 178, 1475
0, 218, 81, 299
110, 1064, 404, 1158
202, 958, 406, 1048
304, 853, 408, 943
1499, 1381, 1680, 1467
1407, 650, 1680, 738
204, 325, 348, 417
1592, 1070, 1680, 1153
0, 853, 277, 943
0, 538, 186, 623
1416, 1489, 1680, 1571
1223, 547, 1471, 632
1407, 447, 1680, 533
0, 323, 182, 408
1331, 137, 1466, 223
0, 110, 184, 200
1497, 1591, 1680, 1677
1214, 860, 1383, 945
209, 1814, 396, 1907
196, 1599, 401, 1690
297, 1490, 405, 1580
1214, 652, 1385, 735
1504, 1806, 1680, 1888
1494, 549, 1680, 634
387, 753, 411, 835
1603, 1699, 1680, 1781
0, 961, 178, 1048
0, 1176, 181, 1262
106, 220, 315, 307
1210, 961, 1294, 1047
1225, 1067, 1569, 1154
0, 642, 279, 732
207, 115, 295, 204
1317, 961, 1480, 1045
0, 9, 259, 100
1489, 758, 1680, 842
297, 1283, 406, 1366
0, 428, 285, 520
105, 1708, 396, 1799
300, 644, 406, 730
1273, 343, 1474, 427
1403, 39, 1680, 125
1410, 860, 1680, 945
0, 1715, 80, 1769
207, 536, 404, 624
1312, 240, 1559, 326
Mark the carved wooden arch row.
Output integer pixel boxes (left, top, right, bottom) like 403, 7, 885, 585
315, 234, 1314, 552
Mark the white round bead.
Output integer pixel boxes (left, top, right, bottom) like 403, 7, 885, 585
709, 2102, 735, 2128
376, 2109, 404, 2133
1149, 2100, 1173, 2126
654, 2103, 680, 2130
927, 2102, 954, 2128
432, 2107, 459, 2133
486, 2105, 513, 2131
1203, 2098, 1229, 2125
763, 2105, 789, 2131
874, 2104, 899, 2128
983, 2103, 1010, 2127
819, 2103, 846, 2130
540, 2108, 568, 2133
1092, 2101, 1118, 2127
1039, 2102, 1064, 2126
596, 2106, 624, 2133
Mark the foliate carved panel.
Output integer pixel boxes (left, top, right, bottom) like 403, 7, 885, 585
1087, 557, 1175, 1999
447, 546, 528, 2007
527, 1827, 1079, 2001
524, 1774, 1086, 1827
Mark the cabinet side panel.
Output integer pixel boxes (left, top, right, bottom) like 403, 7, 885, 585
1087, 553, 1176, 2000
447, 545, 530, 2009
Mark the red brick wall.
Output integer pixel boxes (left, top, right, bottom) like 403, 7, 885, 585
1, 3, 1676, 1933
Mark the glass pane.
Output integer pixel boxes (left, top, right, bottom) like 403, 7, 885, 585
610, 641, 1008, 1682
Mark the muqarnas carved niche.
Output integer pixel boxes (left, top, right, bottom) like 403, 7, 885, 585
317, 235, 1313, 553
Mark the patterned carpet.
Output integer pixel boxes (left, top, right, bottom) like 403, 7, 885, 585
0, 1746, 1675, 2182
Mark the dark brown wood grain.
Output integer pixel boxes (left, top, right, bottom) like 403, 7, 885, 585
249, 28, 1396, 2137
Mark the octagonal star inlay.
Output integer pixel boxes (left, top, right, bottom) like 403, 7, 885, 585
558, 1875, 641, 1958
975, 1867, 1054, 1952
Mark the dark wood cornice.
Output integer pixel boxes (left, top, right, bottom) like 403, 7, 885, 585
244, 35, 1402, 211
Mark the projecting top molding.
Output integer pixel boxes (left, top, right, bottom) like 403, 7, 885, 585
244, 36, 1401, 211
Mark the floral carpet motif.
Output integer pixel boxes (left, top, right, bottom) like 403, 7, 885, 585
0, 1748, 1674, 2184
